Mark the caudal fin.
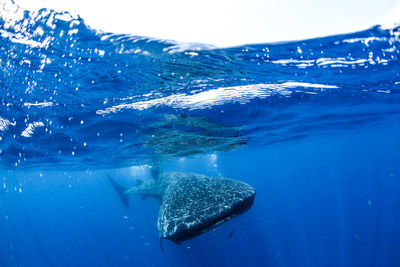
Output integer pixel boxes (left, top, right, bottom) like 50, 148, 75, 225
108, 176, 129, 208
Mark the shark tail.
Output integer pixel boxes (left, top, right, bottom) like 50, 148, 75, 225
108, 176, 129, 208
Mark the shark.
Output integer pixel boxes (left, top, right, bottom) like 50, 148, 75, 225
108, 169, 256, 244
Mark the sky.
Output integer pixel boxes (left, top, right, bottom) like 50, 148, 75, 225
13, 0, 400, 47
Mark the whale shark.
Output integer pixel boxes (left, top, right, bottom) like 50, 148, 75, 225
109, 170, 256, 243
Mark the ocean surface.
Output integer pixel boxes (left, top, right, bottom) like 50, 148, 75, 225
1, 1, 400, 266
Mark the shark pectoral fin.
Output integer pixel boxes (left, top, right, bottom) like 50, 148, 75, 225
172, 240, 182, 245
108, 176, 129, 209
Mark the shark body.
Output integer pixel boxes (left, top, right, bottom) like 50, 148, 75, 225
109, 171, 256, 243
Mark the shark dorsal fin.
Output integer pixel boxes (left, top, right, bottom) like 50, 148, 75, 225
151, 165, 160, 181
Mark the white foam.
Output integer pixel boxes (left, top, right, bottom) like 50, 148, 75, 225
96, 82, 337, 114
21, 121, 44, 137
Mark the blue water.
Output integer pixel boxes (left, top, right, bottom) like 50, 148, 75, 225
1, 1, 400, 266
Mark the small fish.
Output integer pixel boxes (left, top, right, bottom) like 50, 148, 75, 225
229, 229, 236, 238
159, 237, 164, 254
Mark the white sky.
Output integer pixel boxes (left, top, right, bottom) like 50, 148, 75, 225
14, 0, 400, 47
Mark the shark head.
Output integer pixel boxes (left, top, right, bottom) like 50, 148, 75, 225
157, 172, 256, 242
